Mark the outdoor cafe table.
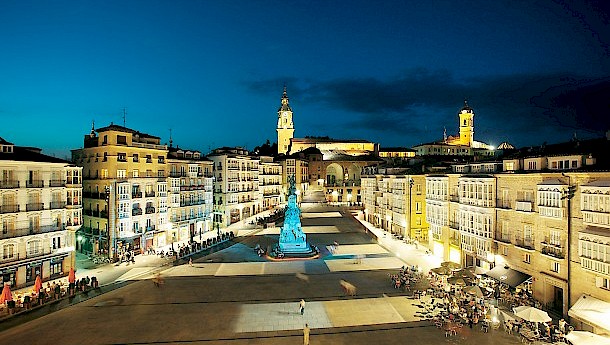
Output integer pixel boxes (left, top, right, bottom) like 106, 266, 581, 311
520, 329, 538, 344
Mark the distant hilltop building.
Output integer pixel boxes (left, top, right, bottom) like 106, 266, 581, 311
413, 100, 497, 157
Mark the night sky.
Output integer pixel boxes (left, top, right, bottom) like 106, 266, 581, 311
1, 0, 609, 158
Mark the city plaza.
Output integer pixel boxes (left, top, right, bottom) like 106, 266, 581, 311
0, 193, 553, 345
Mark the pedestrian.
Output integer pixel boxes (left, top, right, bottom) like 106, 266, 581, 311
299, 299, 305, 315
189, 257, 193, 266
303, 323, 310, 345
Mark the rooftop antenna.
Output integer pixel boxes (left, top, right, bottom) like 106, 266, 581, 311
169, 128, 173, 148
122, 107, 127, 127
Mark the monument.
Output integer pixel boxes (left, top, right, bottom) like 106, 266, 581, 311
274, 175, 317, 258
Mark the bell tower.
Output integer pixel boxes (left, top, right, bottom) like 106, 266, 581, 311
277, 86, 295, 155
458, 99, 474, 146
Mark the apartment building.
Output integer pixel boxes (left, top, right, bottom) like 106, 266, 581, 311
166, 147, 214, 246
361, 174, 428, 242
1, 137, 82, 288
208, 147, 260, 227
71, 124, 169, 258
277, 153, 308, 203
424, 136, 610, 330
258, 156, 283, 210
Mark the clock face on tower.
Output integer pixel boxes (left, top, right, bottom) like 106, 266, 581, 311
282, 111, 288, 118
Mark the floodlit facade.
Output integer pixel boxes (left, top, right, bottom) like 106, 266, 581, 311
72, 124, 169, 258
166, 147, 214, 246
361, 174, 429, 241
1, 137, 82, 288
208, 147, 260, 227
258, 156, 283, 210
277, 154, 309, 203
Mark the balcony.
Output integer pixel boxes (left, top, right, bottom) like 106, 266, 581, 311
0, 224, 65, 240
515, 200, 533, 212
582, 210, 610, 228
49, 180, 64, 187
0, 180, 19, 189
0, 204, 20, 214
449, 195, 459, 202
496, 199, 511, 210
538, 205, 563, 219
449, 221, 459, 231
100, 210, 108, 218
132, 208, 143, 216
432, 232, 442, 241
145, 225, 156, 232
169, 172, 186, 178
494, 231, 511, 244
145, 191, 156, 197
514, 237, 535, 250
50, 201, 66, 209
26, 203, 44, 211
449, 236, 460, 247
145, 207, 155, 214
65, 177, 81, 186
540, 237, 564, 259
580, 256, 610, 276
132, 192, 142, 199
26, 180, 44, 188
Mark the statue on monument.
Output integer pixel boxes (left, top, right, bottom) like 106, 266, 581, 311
278, 174, 309, 253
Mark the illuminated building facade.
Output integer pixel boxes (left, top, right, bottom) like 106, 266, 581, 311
208, 147, 260, 227
1, 137, 82, 288
166, 146, 214, 246
72, 124, 169, 258
258, 156, 283, 210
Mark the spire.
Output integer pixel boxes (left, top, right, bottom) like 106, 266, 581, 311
169, 128, 173, 148
278, 85, 292, 112
461, 98, 473, 112
443, 127, 447, 142
89, 120, 96, 138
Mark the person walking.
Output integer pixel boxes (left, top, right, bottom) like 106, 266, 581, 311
303, 323, 310, 345
299, 299, 305, 315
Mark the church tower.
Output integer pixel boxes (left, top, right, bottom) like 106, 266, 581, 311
458, 99, 474, 146
277, 86, 295, 155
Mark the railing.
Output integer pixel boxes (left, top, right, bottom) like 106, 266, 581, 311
449, 236, 460, 247
540, 237, 564, 259
131, 142, 168, 150
0, 224, 65, 239
145, 207, 155, 214
494, 230, 511, 243
49, 180, 64, 187
132, 208, 142, 216
582, 210, 610, 228
80, 227, 108, 237
0, 180, 19, 189
26, 180, 44, 188
146, 225, 156, 232
449, 221, 459, 230
132, 192, 142, 199
169, 172, 186, 177
0, 204, 20, 214
0, 248, 62, 264
515, 200, 533, 212
496, 199, 511, 209
26, 203, 44, 211
514, 237, 535, 250
50, 201, 66, 209
145, 191, 155, 197
538, 205, 563, 218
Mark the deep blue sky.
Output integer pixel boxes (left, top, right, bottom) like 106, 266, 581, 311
1, 0, 609, 158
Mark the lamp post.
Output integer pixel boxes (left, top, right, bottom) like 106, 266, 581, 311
408, 177, 414, 241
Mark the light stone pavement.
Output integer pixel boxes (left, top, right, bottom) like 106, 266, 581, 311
0, 201, 526, 345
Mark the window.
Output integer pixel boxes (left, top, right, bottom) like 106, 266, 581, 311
27, 239, 43, 256
117, 170, 126, 179
502, 246, 508, 256
117, 135, 127, 145
3, 244, 15, 259
50, 262, 62, 276
133, 154, 139, 162
158, 156, 165, 163
415, 202, 422, 213
117, 153, 127, 162
101, 169, 108, 179
524, 253, 531, 264
551, 262, 560, 273
132, 169, 139, 178
102, 135, 107, 144
598, 277, 610, 290
52, 236, 62, 250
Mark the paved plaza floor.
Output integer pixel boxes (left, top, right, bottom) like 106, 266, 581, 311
0, 201, 526, 345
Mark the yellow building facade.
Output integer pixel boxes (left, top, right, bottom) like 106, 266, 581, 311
72, 124, 169, 258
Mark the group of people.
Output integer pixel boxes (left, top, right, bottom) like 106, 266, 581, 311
389, 265, 423, 292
